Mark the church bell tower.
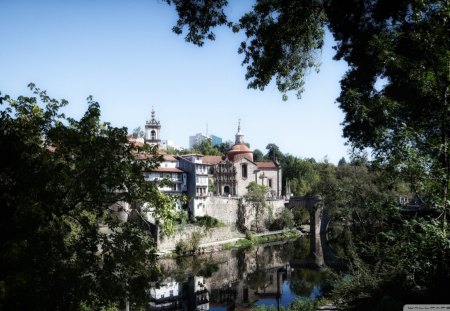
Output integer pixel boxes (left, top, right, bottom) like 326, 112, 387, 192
144, 107, 161, 146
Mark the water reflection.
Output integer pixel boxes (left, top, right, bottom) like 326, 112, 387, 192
149, 236, 337, 310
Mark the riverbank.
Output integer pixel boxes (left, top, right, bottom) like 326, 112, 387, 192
157, 228, 303, 257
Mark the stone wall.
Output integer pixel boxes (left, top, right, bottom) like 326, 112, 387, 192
157, 198, 287, 251
205, 197, 286, 226
158, 225, 242, 251
205, 196, 240, 225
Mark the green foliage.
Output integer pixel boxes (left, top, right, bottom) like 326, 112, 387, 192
292, 208, 310, 226
251, 297, 319, 311
165, 1, 450, 306
192, 138, 223, 156
208, 178, 217, 194
253, 148, 264, 162
264, 143, 284, 162
325, 0, 450, 228
245, 230, 254, 241
244, 182, 269, 232
175, 210, 189, 226
235, 238, 254, 249
195, 215, 221, 229
175, 230, 204, 255
131, 126, 144, 138
0, 85, 177, 309
175, 239, 190, 255
270, 209, 295, 230
217, 141, 231, 154
283, 156, 319, 196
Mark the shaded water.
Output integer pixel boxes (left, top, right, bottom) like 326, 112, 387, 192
149, 236, 339, 310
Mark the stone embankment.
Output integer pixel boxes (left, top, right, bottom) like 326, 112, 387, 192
157, 227, 302, 255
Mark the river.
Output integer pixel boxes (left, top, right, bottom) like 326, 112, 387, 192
149, 235, 341, 310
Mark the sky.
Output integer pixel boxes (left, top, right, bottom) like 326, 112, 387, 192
0, 0, 350, 163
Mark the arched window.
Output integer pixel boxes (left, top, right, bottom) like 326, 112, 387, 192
151, 130, 156, 140
224, 185, 230, 195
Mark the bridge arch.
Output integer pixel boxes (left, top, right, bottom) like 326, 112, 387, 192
287, 195, 324, 267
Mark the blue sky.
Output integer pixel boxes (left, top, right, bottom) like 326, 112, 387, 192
0, 0, 350, 163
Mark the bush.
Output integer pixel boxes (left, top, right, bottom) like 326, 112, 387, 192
270, 209, 295, 230
175, 240, 190, 255
195, 215, 220, 229
245, 230, 254, 241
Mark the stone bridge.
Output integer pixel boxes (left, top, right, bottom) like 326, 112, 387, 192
287, 195, 324, 267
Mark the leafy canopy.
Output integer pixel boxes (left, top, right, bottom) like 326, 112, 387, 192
0, 84, 177, 310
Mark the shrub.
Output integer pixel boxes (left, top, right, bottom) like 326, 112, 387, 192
245, 230, 254, 241
195, 215, 220, 229
175, 240, 190, 255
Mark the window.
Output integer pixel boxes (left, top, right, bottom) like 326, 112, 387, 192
268, 179, 272, 188
242, 164, 248, 178
151, 130, 156, 140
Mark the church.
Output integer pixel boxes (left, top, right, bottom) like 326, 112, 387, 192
137, 110, 282, 216
207, 122, 282, 198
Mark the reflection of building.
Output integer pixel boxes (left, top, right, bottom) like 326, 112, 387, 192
189, 276, 209, 311
149, 280, 183, 311
148, 277, 209, 311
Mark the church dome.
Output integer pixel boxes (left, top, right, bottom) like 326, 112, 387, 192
227, 120, 253, 161
227, 144, 253, 162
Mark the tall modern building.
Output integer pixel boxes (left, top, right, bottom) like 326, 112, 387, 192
189, 133, 222, 148
210, 135, 222, 147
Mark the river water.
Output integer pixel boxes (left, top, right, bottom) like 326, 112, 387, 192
149, 235, 339, 310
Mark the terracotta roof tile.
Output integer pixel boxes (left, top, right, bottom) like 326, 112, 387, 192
162, 154, 177, 161
202, 155, 224, 165
256, 161, 278, 169
151, 167, 184, 173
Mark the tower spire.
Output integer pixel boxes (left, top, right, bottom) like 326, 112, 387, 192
144, 106, 161, 145
235, 118, 244, 144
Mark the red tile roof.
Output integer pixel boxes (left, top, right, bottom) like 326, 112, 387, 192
202, 155, 224, 165
151, 167, 184, 173
162, 154, 177, 161
256, 161, 279, 169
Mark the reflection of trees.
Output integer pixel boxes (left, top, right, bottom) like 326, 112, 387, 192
247, 269, 269, 290
171, 255, 220, 282
289, 268, 327, 297
292, 236, 311, 259
279, 241, 295, 262
236, 248, 246, 279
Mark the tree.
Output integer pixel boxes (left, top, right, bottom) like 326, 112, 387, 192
253, 148, 264, 162
193, 138, 223, 156
165, 0, 325, 100
164, 0, 450, 307
283, 155, 319, 196
131, 126, 144, 138
0, 85, 177, 310
244, 182, 269, 232
217, 141, 231, 154
165, 0, 449, 224
264, 143, 284, 162
326, 0, 449, 226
